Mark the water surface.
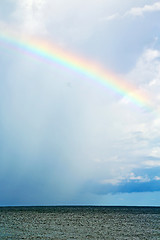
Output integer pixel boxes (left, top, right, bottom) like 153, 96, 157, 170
0, 206, 160, 239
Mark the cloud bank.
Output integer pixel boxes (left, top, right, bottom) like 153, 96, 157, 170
0, 0, 160, 205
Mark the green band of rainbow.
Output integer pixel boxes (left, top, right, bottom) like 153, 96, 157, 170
0, 31, 151, 110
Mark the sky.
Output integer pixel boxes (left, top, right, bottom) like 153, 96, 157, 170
0, 0, 160, 206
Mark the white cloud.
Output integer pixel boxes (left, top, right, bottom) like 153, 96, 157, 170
126, 48, 160, 107
143, 160, 160, 167
100, 172, 150, 186
143, 49, 160, 62
10, 0, 46, 35
127, 1, 160, 16
103, 13, 120, 21
127, 172, 150, 182
150, 147, 160, 158
154, 176, 160, 181
105, 1, 160, 21
100, 178, 122, 185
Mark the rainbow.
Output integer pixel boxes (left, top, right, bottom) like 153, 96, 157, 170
0, 31, 151, 110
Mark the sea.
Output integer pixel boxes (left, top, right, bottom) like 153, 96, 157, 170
0, 206, 160, 239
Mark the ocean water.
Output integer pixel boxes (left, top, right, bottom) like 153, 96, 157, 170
0, 206, 160, 239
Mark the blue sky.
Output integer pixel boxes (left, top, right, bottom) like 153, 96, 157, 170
1, 0, 160, 206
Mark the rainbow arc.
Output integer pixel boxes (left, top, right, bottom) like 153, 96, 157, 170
0, 31, 152, 110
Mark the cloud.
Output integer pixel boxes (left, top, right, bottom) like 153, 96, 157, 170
105, 2, 160, 21
1, 44, 160, 203
96, 180, 160, 194
99, 172, 150, 186
91, 166, 160, 195
127, 172, 150, 182
105, 13, 120, 21
10, 0, 46, 34
154, 176, 160, 181
127, 2, 160, 16
126, 47, 160, 108
1, 0, 160, 205
86, 173, 160, 195
143, 160, 160, 167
